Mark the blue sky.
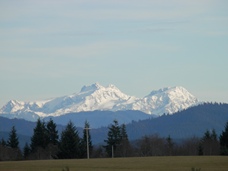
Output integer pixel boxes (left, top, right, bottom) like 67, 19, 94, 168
0, 0, 228, 106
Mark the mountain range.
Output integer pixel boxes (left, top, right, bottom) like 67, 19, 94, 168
1, 103, 228, 147
0, 83, 199, 124
1, 83, 227, 149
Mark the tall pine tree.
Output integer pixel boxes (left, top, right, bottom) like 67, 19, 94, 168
220, 121, 228, 155
104, 120, 121, 157
46, 118, 59, 145
23, 143, 31, 159
1, 138, 6, 146
201, 129, 219, 155
116, 124, 132, 157
7, 126, 19, 149
58, 121, 80, 159
166, 135, 174, 156
30, 118, 48, 152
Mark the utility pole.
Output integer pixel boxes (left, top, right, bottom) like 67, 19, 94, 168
84, 127, 90, 159
112, 145, 114, 158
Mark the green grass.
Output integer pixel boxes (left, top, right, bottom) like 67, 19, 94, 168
0, 156, 228, 171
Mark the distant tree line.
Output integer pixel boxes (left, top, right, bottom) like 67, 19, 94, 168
0, 119, 93, 160
0, 126, 22, 160
1, 119, 228, 161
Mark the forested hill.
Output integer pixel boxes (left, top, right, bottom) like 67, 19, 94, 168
125, 103, 228, 141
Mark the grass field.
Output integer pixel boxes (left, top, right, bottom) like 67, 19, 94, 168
0, 156, 228, 171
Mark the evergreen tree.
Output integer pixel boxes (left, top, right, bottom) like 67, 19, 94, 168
166, 135, 174, 156
198, 143, 203, 155
203, 130, 211, 141
201, 129, 219, 155
7, 126, 19, 149
120, 124, 128, 140
30, 118, 48, 152
23, 143, 31, 159
211, 129, 218, 141
80, 121, 93, 158
104, 120, 121, 157
58, 121, 80, 159
1, 138, 6, 146
139, 135, 151, 156
46, 118, 59, 145
116, 124, 132, 157
220, 121, 228, 155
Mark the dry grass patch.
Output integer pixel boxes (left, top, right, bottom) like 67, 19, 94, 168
0, 156, 227, 171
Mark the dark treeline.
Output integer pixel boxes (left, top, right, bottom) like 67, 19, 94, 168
1, 119, 228, 161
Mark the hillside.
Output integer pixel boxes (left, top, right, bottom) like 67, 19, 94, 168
91, 103, 228, 143
44, 110, 152, 128
126, 103, 228, 140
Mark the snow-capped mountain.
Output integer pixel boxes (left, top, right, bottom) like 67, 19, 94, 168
0, 83, 199, 121
114, 86, 199, 115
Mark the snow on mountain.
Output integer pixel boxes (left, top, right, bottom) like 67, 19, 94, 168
0, 83, 199, 121
46, 83, 132, 116
132, 86, 198, 115
113, 86, 198, 115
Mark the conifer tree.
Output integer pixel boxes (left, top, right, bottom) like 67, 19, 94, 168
58, 121, 80, 159
23, 143, 31, 159
203, 130, 211, 141
220, 121, 228, 155
120, 124, 128, 140
1, 138, 7, 146
104, 120, 121, 157
46, 118, 59, 145
166, 135, 174, 156
211, 129, 218, 141
116, 124, 132, 157
198, 143, 203, 155
7, 126, 19, 149
30, 118, 48, 152
201, 129, 219, 155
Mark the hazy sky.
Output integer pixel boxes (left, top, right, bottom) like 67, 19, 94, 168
0, 0, 228, 107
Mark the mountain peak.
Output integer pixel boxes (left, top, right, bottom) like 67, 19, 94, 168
169, 86, 188, 91
148, 86, 188, 96
80, 82, 103, 93
107, 84, 121, 91
0, 99, 24, 114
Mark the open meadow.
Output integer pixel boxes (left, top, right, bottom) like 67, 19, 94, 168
0, 156, 228, 171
